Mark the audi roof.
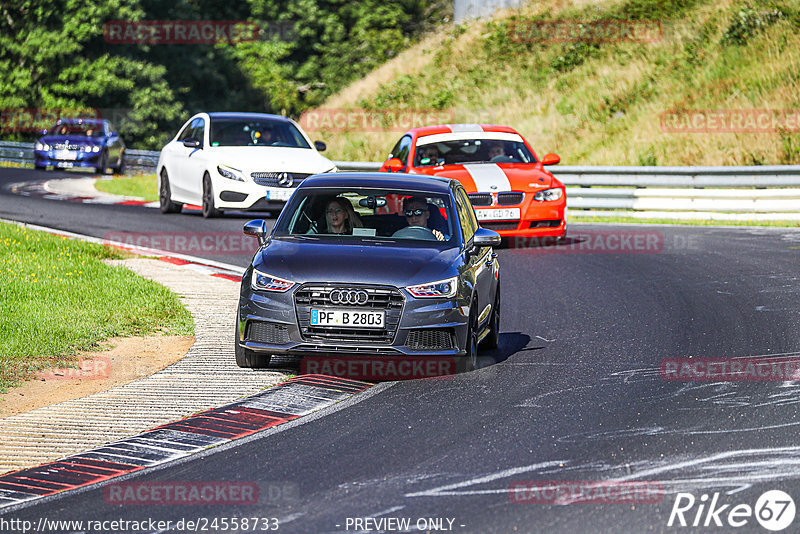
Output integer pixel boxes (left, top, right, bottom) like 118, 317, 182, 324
299, 172, 454, 193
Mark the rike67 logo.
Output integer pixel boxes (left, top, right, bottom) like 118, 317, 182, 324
668, 490, 795, 531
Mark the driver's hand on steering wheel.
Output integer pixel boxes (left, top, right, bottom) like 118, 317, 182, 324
433, 229, 445, 241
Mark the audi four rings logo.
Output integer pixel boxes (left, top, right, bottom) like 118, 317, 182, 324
330, 289, 369, 305
277, 172, 293, 187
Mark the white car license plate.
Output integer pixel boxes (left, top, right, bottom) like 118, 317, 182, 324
310, 309, 385, 329
265, 188, 294, 201
475, 207, 521, 221
55, 150, 76, 160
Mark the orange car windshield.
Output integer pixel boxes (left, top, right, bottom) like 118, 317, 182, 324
414, 139, 535, 166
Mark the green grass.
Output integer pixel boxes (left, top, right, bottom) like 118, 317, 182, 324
316, 0, 800, 166
0, 222, 193, 393
570, 215, 800, 227
94, 174, 158, 202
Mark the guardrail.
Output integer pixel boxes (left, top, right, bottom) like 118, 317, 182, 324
3, 141, 799, 220
0, 140, 159, 173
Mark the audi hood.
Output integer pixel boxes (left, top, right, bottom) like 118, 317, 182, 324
253, 237, 461, 287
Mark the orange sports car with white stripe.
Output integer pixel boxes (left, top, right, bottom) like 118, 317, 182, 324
380, 124, 566, 239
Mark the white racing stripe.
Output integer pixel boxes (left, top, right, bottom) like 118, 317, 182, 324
464, 164, 512, 192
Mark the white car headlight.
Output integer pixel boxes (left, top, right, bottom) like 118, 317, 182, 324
218, 165, 244, 182
534, 188, 563, 201
406, 276, 458, 298
251, 269, 294, 292
324, 166, 339, 173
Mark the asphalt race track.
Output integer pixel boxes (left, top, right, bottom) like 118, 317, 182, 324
2, 167, 800, 533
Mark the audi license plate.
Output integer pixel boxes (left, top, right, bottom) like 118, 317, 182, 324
310, 309, 385, 329
475, 207, 521, 221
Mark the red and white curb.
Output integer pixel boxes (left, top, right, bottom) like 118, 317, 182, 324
9, 178, 160, 208
0, 375, 371, 509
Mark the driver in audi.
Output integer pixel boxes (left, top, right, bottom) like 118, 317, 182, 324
403, 196, 445, 241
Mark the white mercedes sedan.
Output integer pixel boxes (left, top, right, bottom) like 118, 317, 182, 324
157, 112, 337, 217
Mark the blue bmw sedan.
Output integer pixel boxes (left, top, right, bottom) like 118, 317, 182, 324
236, 173, 502, 375
34, 118, 125, 174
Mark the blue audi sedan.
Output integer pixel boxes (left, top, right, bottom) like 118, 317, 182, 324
236, 172, 502, 375
34, 118, 125, 174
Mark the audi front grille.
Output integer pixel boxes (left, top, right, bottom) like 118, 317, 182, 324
246, 321, 290, 344
294, 284, 404, 344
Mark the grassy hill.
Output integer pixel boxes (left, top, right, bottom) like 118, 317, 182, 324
307, 0, 800, 166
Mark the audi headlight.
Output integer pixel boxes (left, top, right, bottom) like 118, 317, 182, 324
324, 166, 339, 173
251, 269, 294, 292
218, 165, 244, 182
534, 188, 563, 201
406, 276, 458, 298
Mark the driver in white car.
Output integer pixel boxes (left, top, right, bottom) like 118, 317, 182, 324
403, 196, 445, 241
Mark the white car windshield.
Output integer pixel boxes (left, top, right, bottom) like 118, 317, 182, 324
209, 118, 311, 148
275, 188, 456, 243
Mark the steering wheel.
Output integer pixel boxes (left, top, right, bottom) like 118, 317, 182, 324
391, 226, 437, 240
489, 155, 514, 163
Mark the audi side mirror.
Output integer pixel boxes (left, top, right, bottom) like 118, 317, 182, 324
183, 137, 202, 149
314, 140, 327, 152
473, 227, 501, 248
243, 219, 269, 246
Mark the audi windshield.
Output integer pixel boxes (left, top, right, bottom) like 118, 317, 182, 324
274, 188, 457, 244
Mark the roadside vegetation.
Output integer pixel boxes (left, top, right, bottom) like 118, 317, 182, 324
0, 222, 193, 393
313, 0, 800, 166
94, 174, 158, 202
0, 1, 450, 149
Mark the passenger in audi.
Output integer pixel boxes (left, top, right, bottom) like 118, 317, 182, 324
403, 196, 445, 241
324, 197, 363, 235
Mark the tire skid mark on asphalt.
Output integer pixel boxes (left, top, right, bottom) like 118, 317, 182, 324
0, 375, 371, 509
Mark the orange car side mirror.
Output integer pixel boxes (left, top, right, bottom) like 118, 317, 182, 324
383, 158, 404, 172
541, 153, 560, 166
